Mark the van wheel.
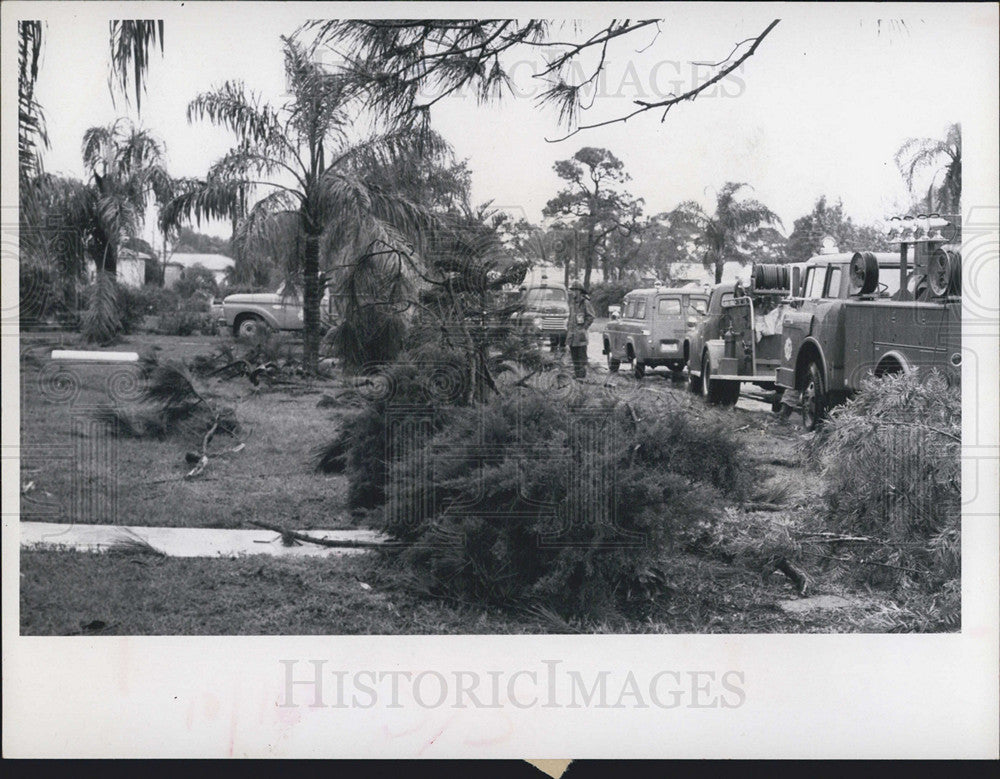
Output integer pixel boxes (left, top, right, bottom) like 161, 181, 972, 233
607, 353, 620, 373
235, 315, 269, 340
801, 359, 827, 431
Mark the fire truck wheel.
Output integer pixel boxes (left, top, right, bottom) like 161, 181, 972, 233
801, 359, 827, 431
607, 353, 620, 373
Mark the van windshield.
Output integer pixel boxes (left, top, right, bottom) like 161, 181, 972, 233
525, 287, 567, 304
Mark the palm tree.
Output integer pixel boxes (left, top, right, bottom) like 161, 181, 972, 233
163, 37, 445, 372
18, 20, 164, 184
673, 183, 783, 284
895, 123, 961, 215
79, 119, 171, 342
18, 20, 167, 329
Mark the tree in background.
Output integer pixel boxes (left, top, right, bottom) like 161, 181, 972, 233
673, 183, 782, 284
785, 197, 889, 263
543, 147, 642, 288
173, 264, 220, 299
629, 209, 706, 282
163, 37, 444, 372
742, 226, 788, 264
172, 226, 232, 256
19, 20, 167, 326
894, 123, 961, 215
78, 120, 171, 342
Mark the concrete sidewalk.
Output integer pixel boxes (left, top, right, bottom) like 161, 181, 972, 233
20, 521, 385, 558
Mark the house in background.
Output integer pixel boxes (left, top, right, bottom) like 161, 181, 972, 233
87, 247, 149, 288
164, 253, 235, 289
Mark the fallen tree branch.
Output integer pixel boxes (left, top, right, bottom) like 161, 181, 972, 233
743, 502, 789, 512
804, 551, 926, 576
247, 519, 397, 549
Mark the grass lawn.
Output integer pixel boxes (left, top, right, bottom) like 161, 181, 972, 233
20, 332, 350, 530
19, 548, 902, 635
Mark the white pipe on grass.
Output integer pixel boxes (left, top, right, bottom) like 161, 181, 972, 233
51, 350, 139, 363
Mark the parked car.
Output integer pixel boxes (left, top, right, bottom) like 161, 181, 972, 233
223, 281, 334, 339
511, 277, 570, 351
602, 285, 709, 378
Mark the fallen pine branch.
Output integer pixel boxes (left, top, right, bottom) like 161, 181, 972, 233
246, 519, 397, 549
798, 532, 924, 548
803, 551, 927, 576
743, 502, 789, 512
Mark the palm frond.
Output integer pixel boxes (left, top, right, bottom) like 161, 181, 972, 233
18, 20, 48, 181
161, 177, 248, 228
188, 81, 284, 148
312, 430, 350, 473
108, 20, 164, 112
81, 270, 120, 344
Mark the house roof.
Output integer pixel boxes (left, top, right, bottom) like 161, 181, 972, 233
119, 247, 154, 261
169, 253, 234, 272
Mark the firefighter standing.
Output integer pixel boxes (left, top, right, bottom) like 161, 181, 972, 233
567, 285, 596, 379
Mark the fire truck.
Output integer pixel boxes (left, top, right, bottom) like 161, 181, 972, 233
685, 267, 791, 406
775, 216, 962, 430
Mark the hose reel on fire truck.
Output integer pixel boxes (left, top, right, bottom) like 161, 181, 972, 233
849, 252, 880, 295
750, 263, 789, 292
928, 247, 962, 297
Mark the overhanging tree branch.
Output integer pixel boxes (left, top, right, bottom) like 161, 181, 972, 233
544, 19, 780, 143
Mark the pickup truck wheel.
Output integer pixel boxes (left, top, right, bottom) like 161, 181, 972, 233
700, 355, 713, 401
801, 359, 827, 431
721, 380, 741, 406
702, 354, 739, 406
688, 365, 702, 393
607, 352, 620, 373
235, 315, 269, 340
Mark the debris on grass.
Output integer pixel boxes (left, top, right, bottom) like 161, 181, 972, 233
107, 527, 166, 557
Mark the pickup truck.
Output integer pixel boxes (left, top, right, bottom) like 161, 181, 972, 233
511, 278, 570, 352
603, 285, 709, 378
223, 282, 334, 339
776, 217, 962, 429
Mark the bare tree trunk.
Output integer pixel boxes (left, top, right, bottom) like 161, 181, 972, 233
583, 222, 596, 289
714, 256, 724, 284
302, 231, 322, 374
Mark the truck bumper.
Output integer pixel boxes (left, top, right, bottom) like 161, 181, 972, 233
776, 367, 796, 390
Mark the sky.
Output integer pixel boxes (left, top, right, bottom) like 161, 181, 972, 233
20, 3, 996, 244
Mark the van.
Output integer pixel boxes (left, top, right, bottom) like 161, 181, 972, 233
602, 285, 709, 378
